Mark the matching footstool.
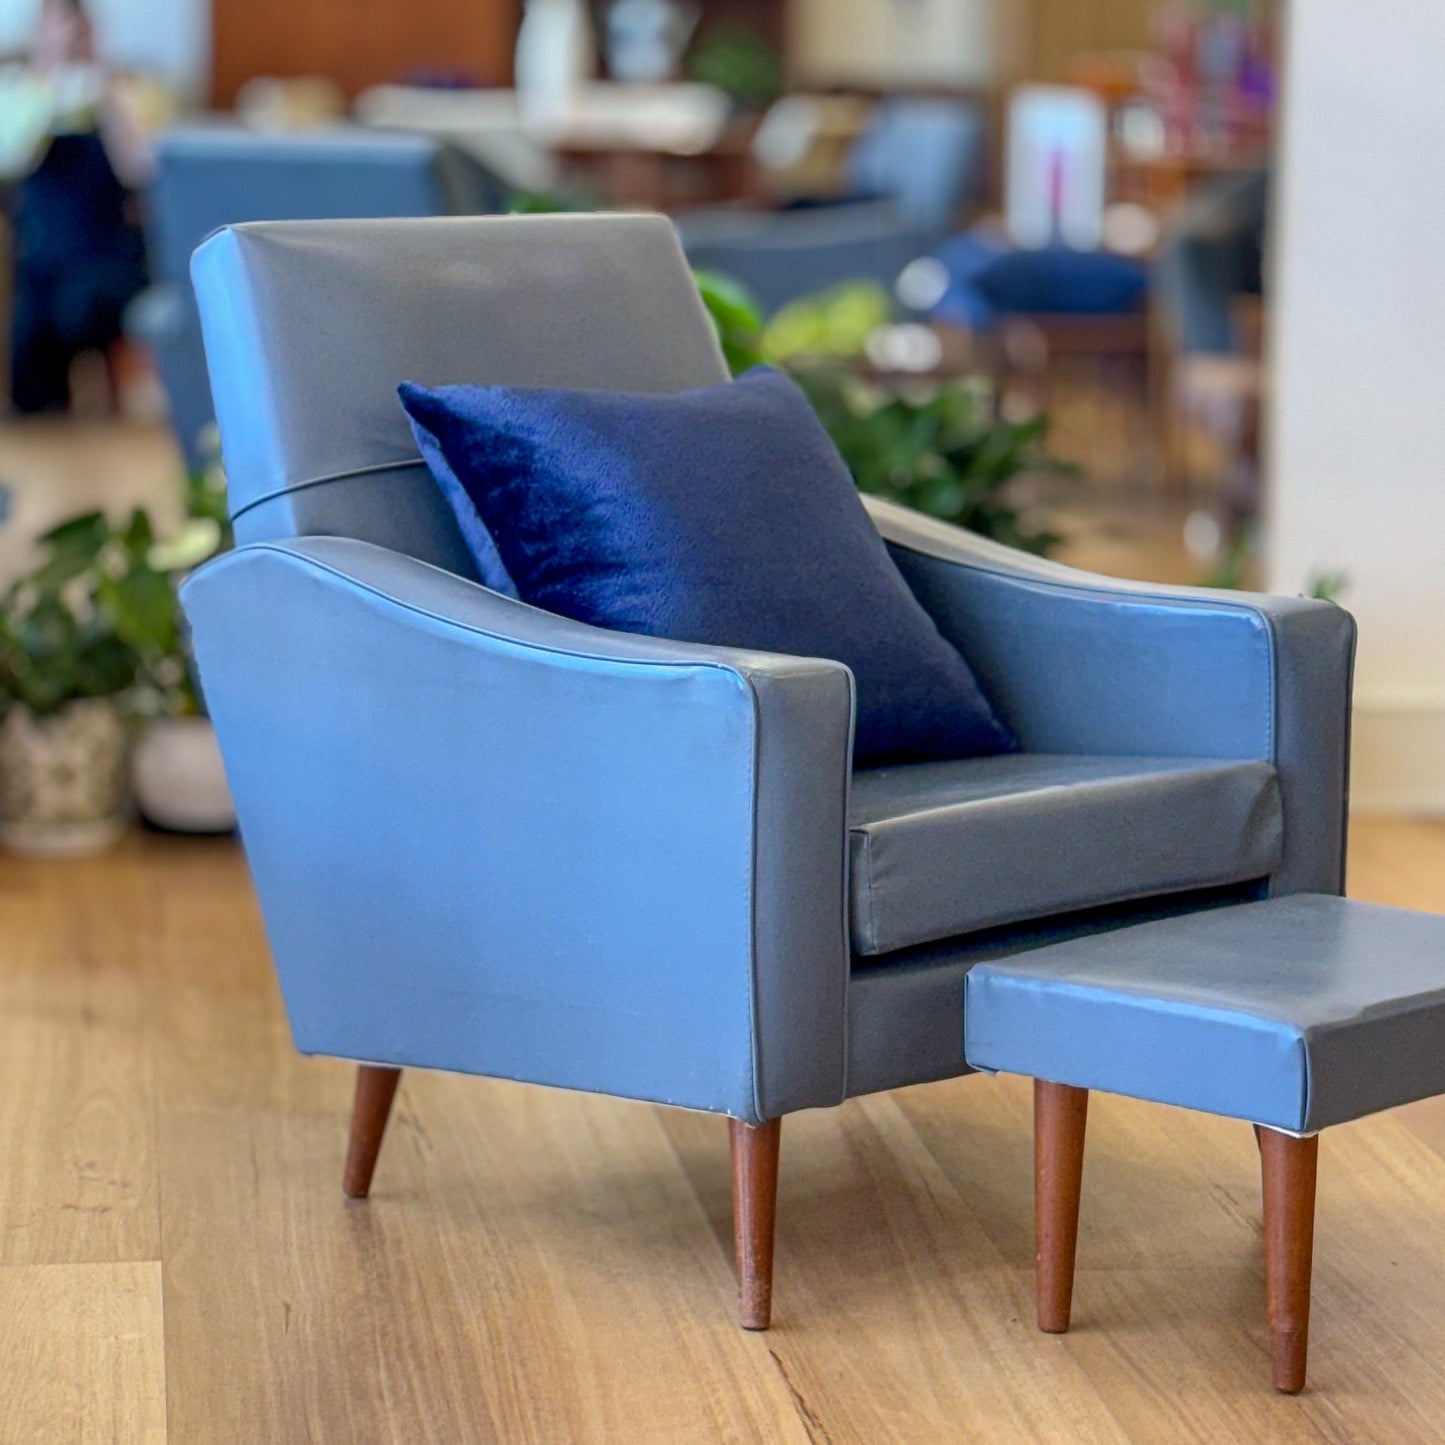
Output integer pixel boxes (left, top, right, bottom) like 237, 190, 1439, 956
962, 894, 1445, 1393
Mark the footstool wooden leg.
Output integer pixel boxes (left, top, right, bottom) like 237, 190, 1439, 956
1035, 1079, 1089, 1333
1258, 1127, 1319, 1394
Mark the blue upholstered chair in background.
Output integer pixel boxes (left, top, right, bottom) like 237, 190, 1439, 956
676, 98, 985, 313
181, 214, 1353, 1330
125, 127, 505, 470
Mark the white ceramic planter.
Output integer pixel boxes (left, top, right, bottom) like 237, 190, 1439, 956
130, 716, 236, 834
0, 699, 129, 856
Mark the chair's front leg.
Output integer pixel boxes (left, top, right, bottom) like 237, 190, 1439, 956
730, 1118, 782, 1330
1035, 1078, 1089, 1333
343, 1065, 402, 1199
1259, 1128, 1319, 1393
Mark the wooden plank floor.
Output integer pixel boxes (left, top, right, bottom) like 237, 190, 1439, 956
3, 823, 1445, 1442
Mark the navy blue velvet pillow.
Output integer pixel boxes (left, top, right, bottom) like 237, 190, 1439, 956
399, 367, 1013, 766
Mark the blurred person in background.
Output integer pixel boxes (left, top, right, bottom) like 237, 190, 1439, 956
0, 0, 154, 414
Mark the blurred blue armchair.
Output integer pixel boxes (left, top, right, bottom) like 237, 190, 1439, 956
126, 126, 504, 469
181, 215, 1353, 1329
676, 98, 985, 312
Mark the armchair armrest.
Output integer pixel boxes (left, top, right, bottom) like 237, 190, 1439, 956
181, 537, 854, 1123
866, 498, 1357, 897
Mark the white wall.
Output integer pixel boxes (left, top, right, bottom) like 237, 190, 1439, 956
1268, 2, 1445, 813
0, 0, 208, 99
788, 0, 999, 89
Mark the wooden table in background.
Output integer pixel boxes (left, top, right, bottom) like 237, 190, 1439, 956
1112, 145, 1269, 219
555, 118, 760, 213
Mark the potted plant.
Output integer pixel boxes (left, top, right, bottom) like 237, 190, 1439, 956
0, 510, 167, 854
695, 274, 1075, 553
128, 456, 236, 835
129, 688, 235, 834
0, 450, 237, 853
788, 365, 1073, 555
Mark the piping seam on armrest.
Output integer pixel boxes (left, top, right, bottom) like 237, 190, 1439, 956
189, 541, 857, 1125
185, 542, 782, 686
886, 530, 1284, 627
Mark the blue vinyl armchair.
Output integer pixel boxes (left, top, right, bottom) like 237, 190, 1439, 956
181, 214, 1353, 1329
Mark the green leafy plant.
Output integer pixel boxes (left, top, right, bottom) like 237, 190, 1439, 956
694, 270, 1072, 554
1199, 526, 1349, 605
686, 25, 783, 109
760, 282, 894, 366
795, 367, 1071, 554
694, 269, 765, 374
507, 189, 588, 215
1200, 524, 1252, 591
0, 510, 174, 717
144, 455, 232, 716
0, 450, 231, 720
1308, 569, 1348, 604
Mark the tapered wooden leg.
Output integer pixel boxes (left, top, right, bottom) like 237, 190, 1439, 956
1259, 1127, 1319, 1394
342, 1065, 402, 1200
1035, 1079, 1089, 1334
730, 1117, 781, 1330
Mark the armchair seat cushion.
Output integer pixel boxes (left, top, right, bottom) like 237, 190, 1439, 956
848, 754, 1283, 956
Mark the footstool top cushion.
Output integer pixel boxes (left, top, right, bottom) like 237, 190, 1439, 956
963, 895, 1445, 1133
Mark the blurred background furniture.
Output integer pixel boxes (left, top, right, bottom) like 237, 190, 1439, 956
554, 115, 757, 211
125, 126, 505, 467
1152, 166, 1267, 524
919, 84, 1150, 488
542, 80, 750, 209
354, 85, 556, 193
677, 96, 985, 311
1154, 167, 1267, 356
0, 0, 1287, 599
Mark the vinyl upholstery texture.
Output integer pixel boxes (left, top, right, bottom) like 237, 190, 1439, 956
183, 215, 1356, 1121
964, 895, 1445, 1133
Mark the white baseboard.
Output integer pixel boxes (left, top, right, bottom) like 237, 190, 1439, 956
1348, 693, 1445, 815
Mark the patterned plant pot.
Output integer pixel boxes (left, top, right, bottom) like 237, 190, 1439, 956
130, 717, 236, 835
0, 699, 130, 856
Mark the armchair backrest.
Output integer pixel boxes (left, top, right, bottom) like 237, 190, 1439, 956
190, 214, 729, 575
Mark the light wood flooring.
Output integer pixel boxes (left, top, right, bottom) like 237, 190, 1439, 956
1, 824, 1445, 1443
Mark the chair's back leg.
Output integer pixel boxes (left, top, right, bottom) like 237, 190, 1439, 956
730, 1117, 782, 1330
343, 1065, 402, 1199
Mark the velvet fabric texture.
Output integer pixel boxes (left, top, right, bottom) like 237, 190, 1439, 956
399, 367, 1013, 765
